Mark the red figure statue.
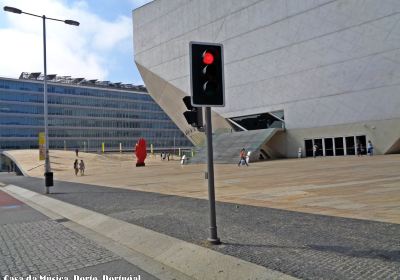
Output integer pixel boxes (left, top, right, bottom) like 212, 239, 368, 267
135, 138, 147, 167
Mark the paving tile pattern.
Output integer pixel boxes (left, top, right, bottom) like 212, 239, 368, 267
1, 175, 400, 279
0, 220, 119, 277
111, 201, 400, 280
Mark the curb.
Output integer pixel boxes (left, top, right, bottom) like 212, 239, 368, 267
3, 184, 297, 280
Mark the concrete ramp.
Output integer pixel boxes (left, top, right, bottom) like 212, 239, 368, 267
1, 151, 24, 175
190, 128, 285, 164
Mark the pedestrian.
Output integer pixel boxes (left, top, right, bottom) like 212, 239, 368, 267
313, 144, 318, 158
367, 140, 374, 156
297, 147, 302, 158
181, 154, 186, 165
75, 148, 79, 157
167, 153, 170, 161
73, 159, 79, 176
163, 152, 167, 161
79, 160, 85, 176
357, 142, 362, 156
238, 148, 248, 166
246, 150, 251, 165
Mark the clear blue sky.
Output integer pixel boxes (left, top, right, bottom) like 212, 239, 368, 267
0, 0, 152, 85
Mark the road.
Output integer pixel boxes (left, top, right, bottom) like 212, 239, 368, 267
1, 173, 399, 280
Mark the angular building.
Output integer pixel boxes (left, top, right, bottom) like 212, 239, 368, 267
0, 72, 192, 151
133, 0, 400, 158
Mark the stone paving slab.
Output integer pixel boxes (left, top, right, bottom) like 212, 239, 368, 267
0, 219, 119, 277
1, 175, 399, 280
0, 189, 158, 279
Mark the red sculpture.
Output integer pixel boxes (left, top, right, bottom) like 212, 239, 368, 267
135, 138, 147, 167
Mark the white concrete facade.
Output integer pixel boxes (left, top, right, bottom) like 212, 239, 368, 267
133, 0, 400, 156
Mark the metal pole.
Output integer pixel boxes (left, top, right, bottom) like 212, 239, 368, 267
43, 15, 51, 194
205, 107, 220, 244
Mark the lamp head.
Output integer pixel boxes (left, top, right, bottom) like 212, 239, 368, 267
3, 6, 22, 14
64, 20, 80, 26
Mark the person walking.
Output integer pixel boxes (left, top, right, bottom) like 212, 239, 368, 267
73, 159, 79, 176
238, 148, 248, 166
298, 147, 302, 158
79, 160, 85, 176
313, 144, 318, 158
367, 140, 374, 156
356, 142, 362, 157
75, 148, 79, 157
246, 150, 251, 165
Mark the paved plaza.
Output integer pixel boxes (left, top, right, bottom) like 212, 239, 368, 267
1, 150, 400, 279
6, 150, 400, 224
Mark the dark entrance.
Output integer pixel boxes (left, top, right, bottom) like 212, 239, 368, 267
334, 137, 344, 156
324, 138, 334, 156
345, 136, 355, 155
314, 139, 323, 156
305, 139, 313, 157
356, 135, 367, 155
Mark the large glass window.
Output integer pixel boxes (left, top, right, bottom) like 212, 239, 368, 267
0, 78, 192, 150
345, 136, 355, 155
324, 138, 334, 156
230, 110, 285, 131
334, 137, 344, 156
304, 135, 366, 157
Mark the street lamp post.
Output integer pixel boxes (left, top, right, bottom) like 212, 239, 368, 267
4, 6, 79, 194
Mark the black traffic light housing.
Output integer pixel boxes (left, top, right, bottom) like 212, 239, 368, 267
190, 42, 225, 107
183, 96, 203, 128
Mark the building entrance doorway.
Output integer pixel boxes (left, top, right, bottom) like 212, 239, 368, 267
334, 137, 344, 156
305, 139, 313, 157
356, 135, 367, 155
304, 135, 367, 157
345, 136, 355, 155
324, 138, 334, 156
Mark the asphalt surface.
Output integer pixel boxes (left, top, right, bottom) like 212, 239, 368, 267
0, 183, 158, 279
1, 173, 399, 280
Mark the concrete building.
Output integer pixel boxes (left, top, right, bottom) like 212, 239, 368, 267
0, 72, 192, 153
133, 0, 400, 158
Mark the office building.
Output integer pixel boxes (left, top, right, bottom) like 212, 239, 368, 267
0, 72, 192, 151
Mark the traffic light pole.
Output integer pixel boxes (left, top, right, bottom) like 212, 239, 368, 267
205, 106, 221, 245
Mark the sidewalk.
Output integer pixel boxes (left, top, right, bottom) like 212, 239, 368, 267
1, 173, 399, 280
0, 187, 158, 279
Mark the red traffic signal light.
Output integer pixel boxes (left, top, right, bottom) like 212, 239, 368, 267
190, 42, 225, 107
202, 51, 214, 65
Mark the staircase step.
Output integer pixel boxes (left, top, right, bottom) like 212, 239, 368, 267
190, 128, 282, 164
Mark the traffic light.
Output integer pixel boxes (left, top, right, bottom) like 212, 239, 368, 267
183, 96, 203, 128
190, 42, 225, 107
